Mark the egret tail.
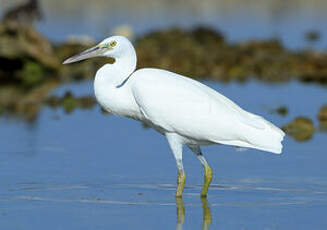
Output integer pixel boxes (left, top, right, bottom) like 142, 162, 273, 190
219, 114, 285, 154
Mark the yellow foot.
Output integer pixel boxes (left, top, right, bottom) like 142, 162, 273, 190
201, 166, 213, 197
176, 171, 186, 197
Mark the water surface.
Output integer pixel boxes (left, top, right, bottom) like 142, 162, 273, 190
1, 80, 327, 229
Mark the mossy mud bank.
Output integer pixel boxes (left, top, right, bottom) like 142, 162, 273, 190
2, 23, 327, 87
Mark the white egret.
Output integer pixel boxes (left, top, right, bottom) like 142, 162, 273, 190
63, 36, 285, 197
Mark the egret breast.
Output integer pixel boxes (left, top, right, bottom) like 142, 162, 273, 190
94, 71, 141, 119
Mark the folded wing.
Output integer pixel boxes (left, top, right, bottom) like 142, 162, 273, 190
131, 68, 284, 154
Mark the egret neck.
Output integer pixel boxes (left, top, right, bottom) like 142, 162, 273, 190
94, 42, 138, 117
102, 42, 137, 86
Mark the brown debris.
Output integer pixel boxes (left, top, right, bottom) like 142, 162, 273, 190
282, 117, 315, 141
318, 105, 327, 131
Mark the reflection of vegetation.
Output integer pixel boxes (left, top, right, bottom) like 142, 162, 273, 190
0, 81, 59, 121
44, 91, 96, 114
282, 117, 315, 141
0, 85, 97, 121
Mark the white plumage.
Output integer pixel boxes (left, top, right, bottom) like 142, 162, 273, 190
131, 68, 284, 153
64, 36, 285, 197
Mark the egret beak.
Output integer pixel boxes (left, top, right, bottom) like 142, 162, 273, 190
63, 45, 105, 64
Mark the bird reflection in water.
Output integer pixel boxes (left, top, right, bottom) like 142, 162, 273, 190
176, 198, 212, 230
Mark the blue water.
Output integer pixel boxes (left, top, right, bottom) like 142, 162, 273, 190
1, 80, 327, 229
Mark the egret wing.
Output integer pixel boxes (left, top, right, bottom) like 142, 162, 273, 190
131, 68, 252, 142
131, 68, 284, 154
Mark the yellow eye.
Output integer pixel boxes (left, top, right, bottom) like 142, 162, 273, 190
110, 41, 117, 47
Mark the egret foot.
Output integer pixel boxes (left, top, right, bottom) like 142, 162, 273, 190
201, 165, 213, 197
176, 170, 186, 197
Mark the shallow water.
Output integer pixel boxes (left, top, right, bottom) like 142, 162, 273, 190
1, 80, 327, 229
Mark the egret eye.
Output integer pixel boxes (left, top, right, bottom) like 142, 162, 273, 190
110, 41, 117, 47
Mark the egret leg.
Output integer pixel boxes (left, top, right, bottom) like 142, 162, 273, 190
176, 197, 185, 230
188, 145, 213, 197
176, 170, 186, 197
166, 133, 185, 197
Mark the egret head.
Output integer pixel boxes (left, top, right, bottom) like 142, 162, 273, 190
63, 36, 133, 64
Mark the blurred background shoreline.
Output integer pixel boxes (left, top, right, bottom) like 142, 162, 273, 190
2, 0, 327, 49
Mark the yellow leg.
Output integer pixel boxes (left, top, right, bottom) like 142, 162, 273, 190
201, 165, 213, 197
187, 145, 213, 197
176, 170, 186, 198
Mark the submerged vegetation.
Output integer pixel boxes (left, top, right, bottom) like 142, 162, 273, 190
271, 106, 289, 117
318, 105, 327, 132
282, 117, 315, 142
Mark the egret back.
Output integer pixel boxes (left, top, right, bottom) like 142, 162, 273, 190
130, 68, 284, 154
